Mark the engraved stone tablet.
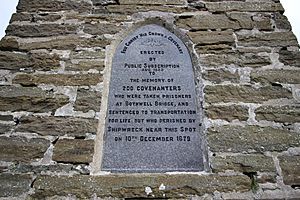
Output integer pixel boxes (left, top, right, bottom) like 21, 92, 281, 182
102, 24, 203, 172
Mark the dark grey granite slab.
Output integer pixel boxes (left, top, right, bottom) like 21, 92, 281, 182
102, 24, 203, 172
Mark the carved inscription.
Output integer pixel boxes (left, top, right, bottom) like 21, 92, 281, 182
102, 24, 203, 172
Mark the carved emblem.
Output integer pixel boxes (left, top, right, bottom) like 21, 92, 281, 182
141, 38, 165, 47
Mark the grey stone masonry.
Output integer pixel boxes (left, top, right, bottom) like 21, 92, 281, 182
0, 0, 299, 199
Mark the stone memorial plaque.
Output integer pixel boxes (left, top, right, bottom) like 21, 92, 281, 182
102, 24, 203, 172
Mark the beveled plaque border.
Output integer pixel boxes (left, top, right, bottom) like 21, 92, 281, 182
91, 18, 208, 174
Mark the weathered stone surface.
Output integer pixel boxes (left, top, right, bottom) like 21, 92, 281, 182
0, 51, 36, 70
0, 86, 68, 113
0, 174, 32, 197
279, 156, 300, 186
0, 51, 60, 71
16, 116, 98, 137
177, 13, 272, 31
105, 5, 195, 14
257, 174, 277, 184
0, 136, 50, 162
32, 174, 251, 199
199, 53, 271, 68
188, 30, 234, 45
17, 0, 92, 12
211, 154, 276, 173
119, 0, 185, 5
18, 36, 109, 51
177, 15, 239, 30
208, 126, 300, 153
65, 60, 105, 71
10, 13, 32, 22
236, 31, 298, 47
251, 70, 300, 84
0, 124, 13, 134
227, 12, 272, 31
74, 88, 102, 112
83, 23, 122, 35
205, 105, 248, 121
13, 73, 103, 86
70, 50, 105, 60
279, 49, 300, 67
0, 37, 19, 51
206, 2, 284, 12
0, 115, 13, 121
256, 105, 300, 123
9, 163, 71, 174
92, 0, 118, 6
195, 44, 234, 54
6, 24, 78, 38
66, 12, 130, 23
205, 85, 292, 103
273, 13, 292, 30
53, 139, 94, 164
187, 0, 206, 10
11, 13, 62, 22
9, 163, 90, 175
202, 69, 239, 83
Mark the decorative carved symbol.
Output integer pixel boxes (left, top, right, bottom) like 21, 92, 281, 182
141, 38, 165, 47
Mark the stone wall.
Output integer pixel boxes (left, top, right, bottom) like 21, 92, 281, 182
0, 0, 299, 199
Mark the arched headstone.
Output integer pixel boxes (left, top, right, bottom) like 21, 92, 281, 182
102, 24, 204, 172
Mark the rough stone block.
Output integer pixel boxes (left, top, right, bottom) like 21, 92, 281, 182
105, 5, 194, 14
0, 115, 13, 121
65, 60, 105, 71
279, 49, 300, 67
188, 30, 234, 45
10, 163, 91, 175
11, 13, 62, 22
9, 163, 74, 174
251, 70, 300, 85
0, 174, 32, 197
205, 85, 292, 103
205, 105, 248, 121
177, 15, 240, 30
92, 0, 118, 6
32, 174, 251, 199
6, 24, 78, 38
83, 23, 122, 35
70, 50, 105, 60
236, 31, 298, 47
206, 2, 284, 12
0, 86, 69, 113
195, 44, 234, 54
53, 139, 94, 164
199, 53, 271, 68
227, 12, 273, 31
211, 154, 276, 173
17, 36, 109, 51
74, 88, 102, 112
273, 13, 292, 30
17, 0, 92, 12
16, 116, 98, 137
119, 0, 185, 5
0, 136, 50, 162
256, 105, 300, 123
202, 69, 239, 83
207, 126, 300, 153
13, 73, 103, 86
0, 124, 13, 134
0, 51, 60, 71
0, 37, 19, 51
279, 156, 300, 186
